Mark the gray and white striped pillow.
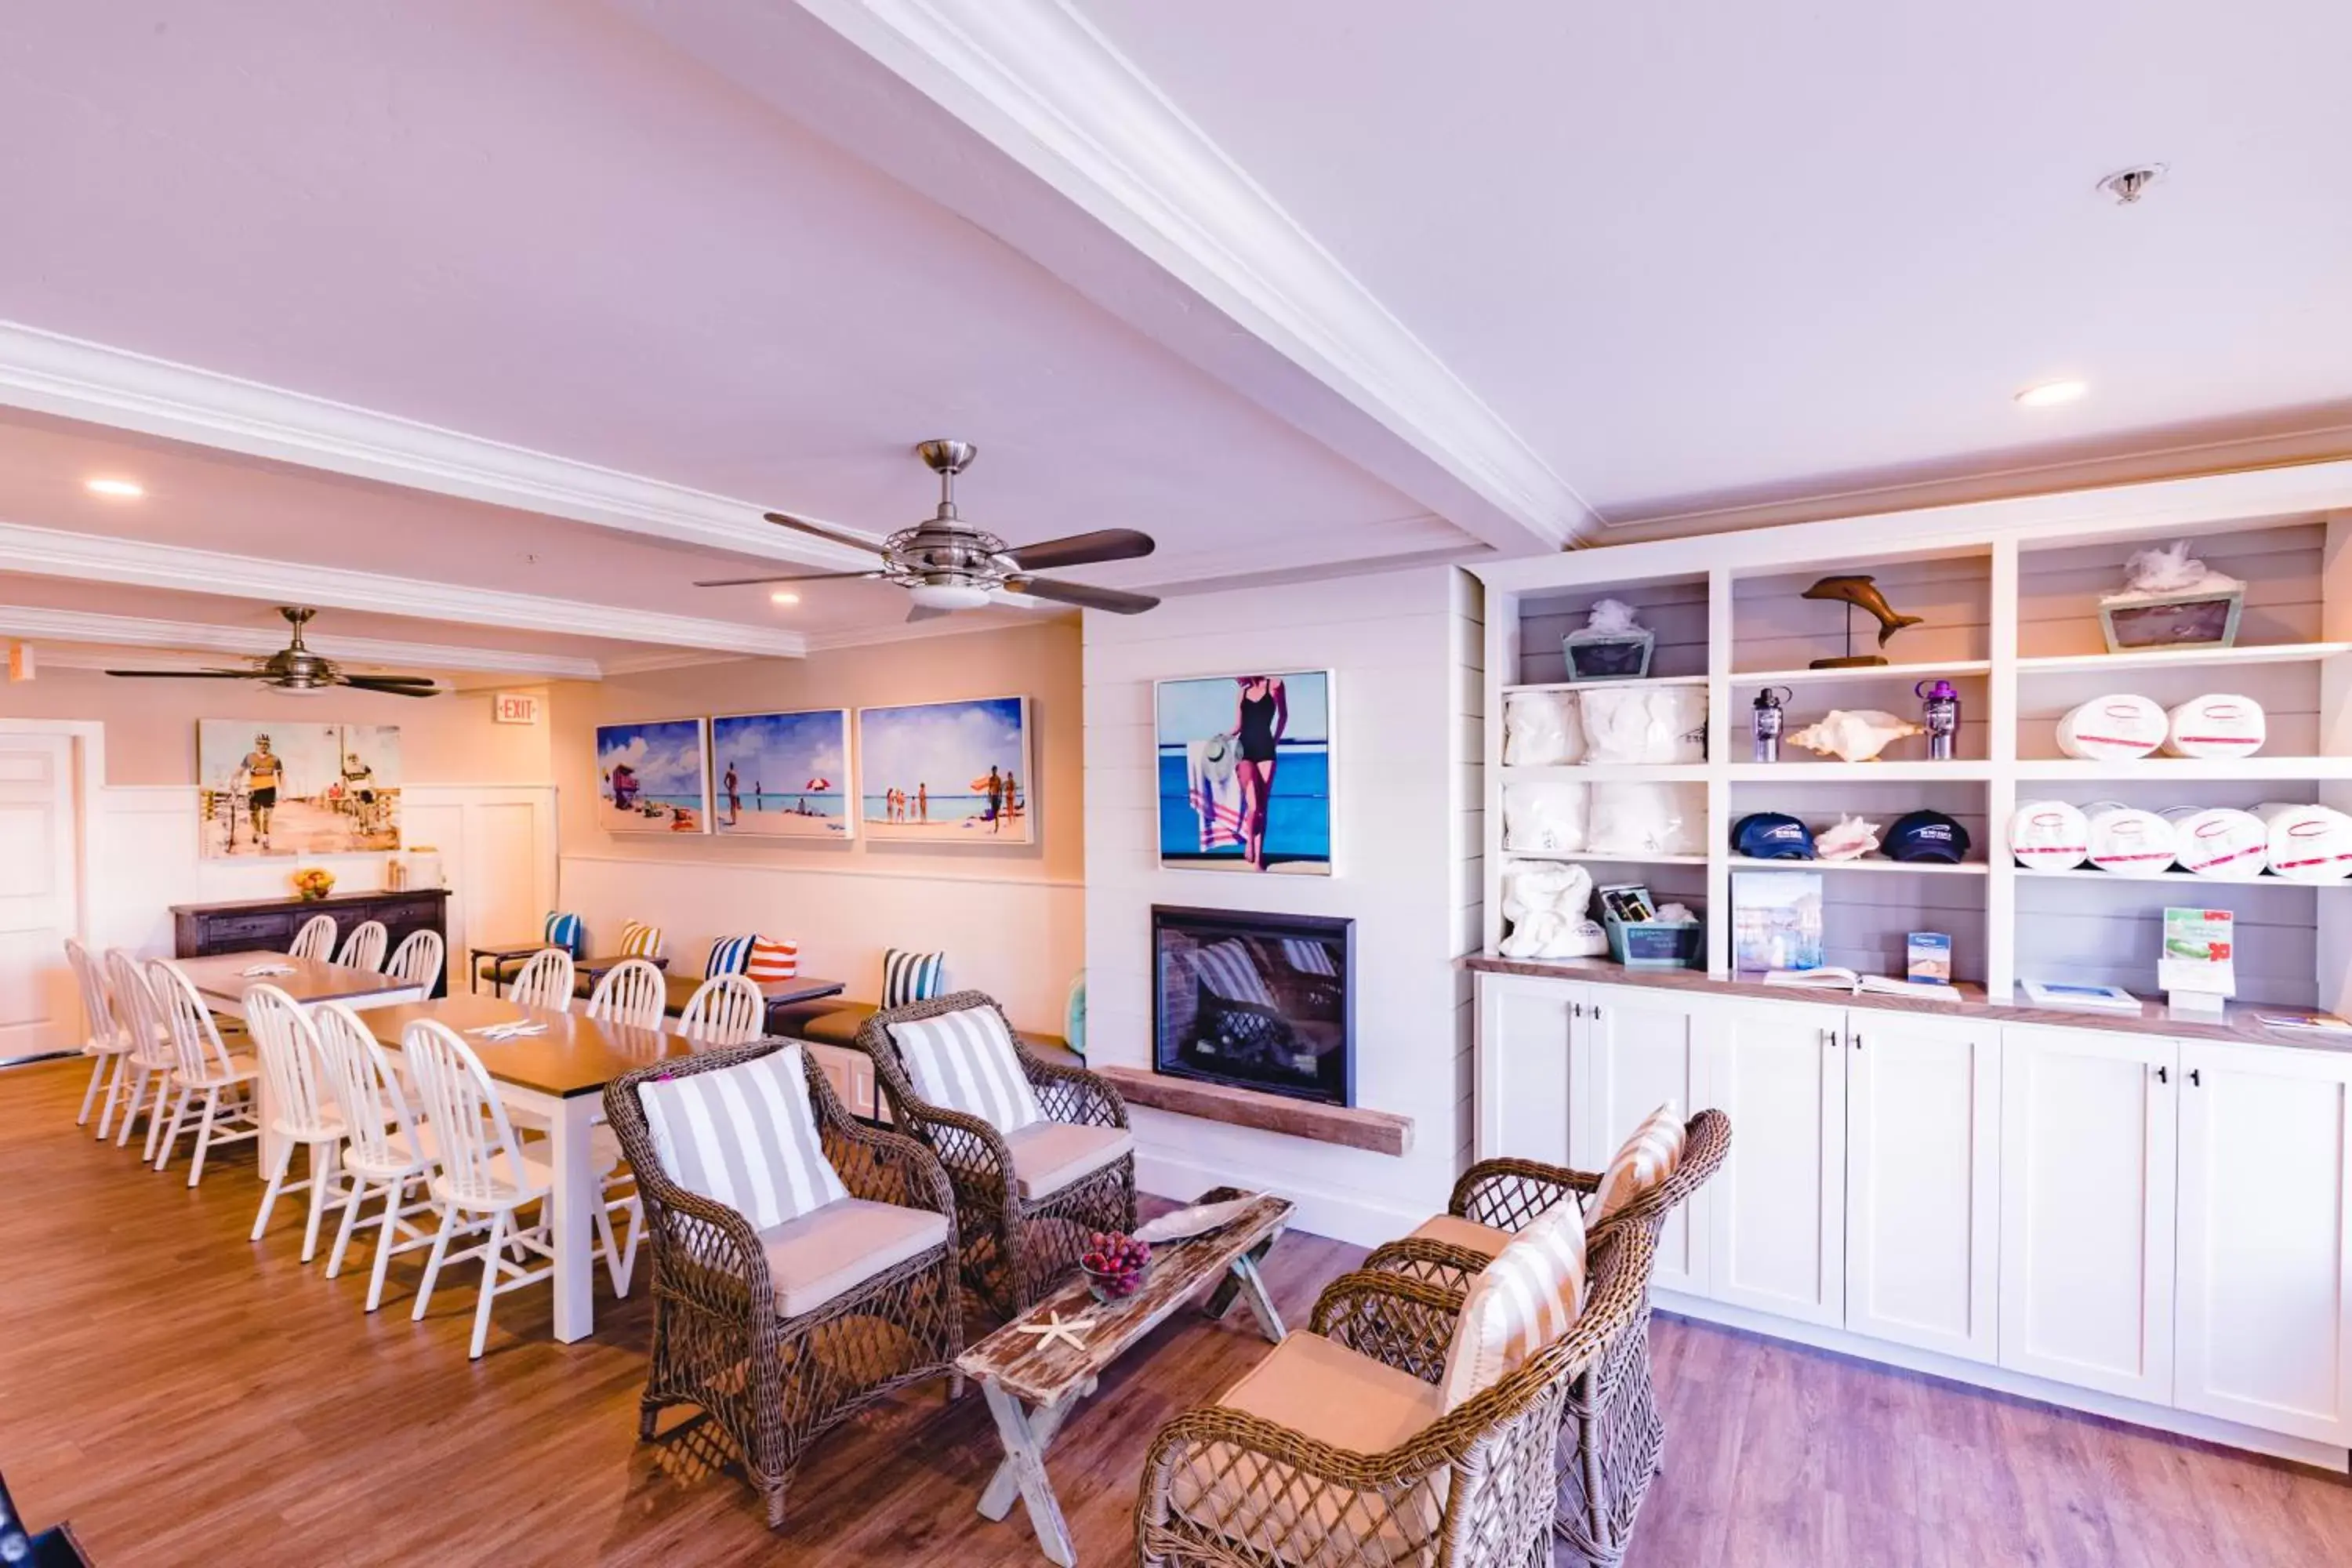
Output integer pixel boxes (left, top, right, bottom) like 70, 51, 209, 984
1193, 941, 1276, 1007
887, 1006, 1043, 1133
635, 1045, 848, 1229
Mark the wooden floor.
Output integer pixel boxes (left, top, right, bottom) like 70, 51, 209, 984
2, 1058, 2347, 1566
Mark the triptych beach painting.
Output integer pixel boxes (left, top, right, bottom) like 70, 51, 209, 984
592, 697, 1032, 845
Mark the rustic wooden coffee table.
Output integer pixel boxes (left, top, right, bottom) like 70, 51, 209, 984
957, 1187, 1294, 1566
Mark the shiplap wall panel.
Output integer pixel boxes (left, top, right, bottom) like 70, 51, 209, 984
1733, 554, 1994, 671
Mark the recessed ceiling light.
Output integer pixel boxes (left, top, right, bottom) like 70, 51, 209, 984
85, 477, 143, 498
2015, 379, 2088, 408
769, 590, 800, 605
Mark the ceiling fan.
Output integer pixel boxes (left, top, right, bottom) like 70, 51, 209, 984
103, 607, 442, 698
695, 440, 1161, 620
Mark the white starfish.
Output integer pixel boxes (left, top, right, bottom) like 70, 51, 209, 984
1013, 1312, 1093, 1352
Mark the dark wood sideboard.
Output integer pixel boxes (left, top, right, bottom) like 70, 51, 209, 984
171, 888, 452, 997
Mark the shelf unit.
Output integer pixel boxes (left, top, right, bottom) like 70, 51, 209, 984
1475, 459, 2352, 1010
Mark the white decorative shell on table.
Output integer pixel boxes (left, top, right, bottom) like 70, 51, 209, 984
1786, 709, 1922, 763
1134, 1195, 1263, 1244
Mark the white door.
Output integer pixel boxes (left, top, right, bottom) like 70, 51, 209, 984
1998, 1025, 2178, 1403
1702, 995, 1847, 1325
0, 733, 82, 1061
1844, 1014, 2002, 1362
1580, 985, 1711, 1293
1475, 973, 1577, 1167
2175, 1040, 2352, 1443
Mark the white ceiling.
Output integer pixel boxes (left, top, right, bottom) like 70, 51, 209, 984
1, 0, 2345, 671
1070, 0, 2352, 525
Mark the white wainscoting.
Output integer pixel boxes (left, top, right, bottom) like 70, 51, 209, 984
557, 854, 1083, 1030
90, 784, 557, 966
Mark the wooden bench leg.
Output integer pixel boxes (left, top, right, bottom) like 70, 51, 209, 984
979, 1378, 1077, 1567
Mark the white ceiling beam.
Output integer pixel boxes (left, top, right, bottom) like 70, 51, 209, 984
0, 604, 606, 681
785, 0, 1595, 555
0, 321, 876, 574
0, 520, 804, 658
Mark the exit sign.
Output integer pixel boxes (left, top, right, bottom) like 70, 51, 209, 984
492, 691, 542, 725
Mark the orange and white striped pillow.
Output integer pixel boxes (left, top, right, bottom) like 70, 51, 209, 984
1439, 1197, 1588, 1411
1589, 1102, 1686, 1225
743, 936, 799, 982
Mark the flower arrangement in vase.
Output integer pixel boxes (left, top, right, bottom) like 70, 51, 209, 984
292, 867, 336, 902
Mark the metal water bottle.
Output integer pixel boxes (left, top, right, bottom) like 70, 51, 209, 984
1918, 678, 1961, 760
1751, 686, 1791, 762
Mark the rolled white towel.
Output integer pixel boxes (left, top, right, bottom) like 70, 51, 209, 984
2161, 694, 2265, 759
2009, 800, 2091, 870
2256, 801, 2352, 883
2054, 695, 2167, 760
2084, 801, 2177, 877
2159, 806, 2268, 879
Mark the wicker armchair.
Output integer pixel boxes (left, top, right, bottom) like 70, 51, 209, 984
603, 1040, 964, 1528
855, 990, 1135, 1315
1136, 1221, 1658, 1568
1363, 1110, 1732, 1568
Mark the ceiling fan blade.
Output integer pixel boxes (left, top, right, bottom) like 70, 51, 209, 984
103, 668, 260, 680
764, 510, 884, 555
905, 604, 953, 623
1000, 528, 1156, 572
1004, 576, 1161, 615
342, 676, 444, 697
694, 569, 880, 588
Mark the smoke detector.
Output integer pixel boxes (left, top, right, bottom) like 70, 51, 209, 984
2097, 165, 2168, 205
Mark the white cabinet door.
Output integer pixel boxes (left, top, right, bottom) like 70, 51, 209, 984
1580, 985, 1710, 1294
1703, 996, 1847, 1326
1844, 1014, 2002, 1362
1998, 1025, 2178, 1403
2175, 1040, 2352, 1444
1475, 974, 1578, 1167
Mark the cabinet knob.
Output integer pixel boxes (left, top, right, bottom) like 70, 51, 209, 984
1571, 1002, 1582, 1018
2155, 1065, 2169, 1084
2188, 1067, 2201, 1087
1592, 1005, 1602, 1021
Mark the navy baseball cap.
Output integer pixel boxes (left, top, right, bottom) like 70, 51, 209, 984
1886, 809, 1972, 863
1732, 812, 1816, 859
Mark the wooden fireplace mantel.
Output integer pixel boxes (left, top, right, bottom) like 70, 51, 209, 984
1094, 1067, 1413, 1157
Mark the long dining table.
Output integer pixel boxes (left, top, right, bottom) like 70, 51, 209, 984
357, 992, 710, 1345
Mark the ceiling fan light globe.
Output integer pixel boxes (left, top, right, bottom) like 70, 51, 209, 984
908, 582, 991, 611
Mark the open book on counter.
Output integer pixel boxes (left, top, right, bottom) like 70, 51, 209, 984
1755, 967, 1958, 1000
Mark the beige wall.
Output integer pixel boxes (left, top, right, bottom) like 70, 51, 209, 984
0, 667, 555, 786
550, 618, 1084, 1027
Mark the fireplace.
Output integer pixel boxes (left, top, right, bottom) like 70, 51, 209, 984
1152, 905, 1354, 1106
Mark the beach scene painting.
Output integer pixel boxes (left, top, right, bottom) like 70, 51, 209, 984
858, 696, 1033, 844
711, 709, 852, 839
195, 720, 402, 858
594, 717, 710, 834
1157, 670, 1333, 875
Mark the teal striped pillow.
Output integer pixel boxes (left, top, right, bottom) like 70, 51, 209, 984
881, 949, 946, 1007
543, 912, 585, 957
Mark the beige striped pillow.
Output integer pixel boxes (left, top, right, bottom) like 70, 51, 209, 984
887, 1005, 1043, 1133
635, 1045, 848, 1229
1589, 1102, 1687, 1224
1439, 1196, 1589, 1411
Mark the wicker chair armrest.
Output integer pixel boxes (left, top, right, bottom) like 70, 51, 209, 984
637, 1174, 775, 1319
1140, 1399, 1461, 1508
1308, 1269, 1465, 1384
1020, 1046, 1129, 1130
1448, 1156, 1597, 1232
1360, 1237, 1488, 1300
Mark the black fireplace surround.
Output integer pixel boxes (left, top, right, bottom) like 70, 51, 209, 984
1152, 905, 1355, 1107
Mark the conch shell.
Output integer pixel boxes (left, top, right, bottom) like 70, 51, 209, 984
1788, 709, 1922, 763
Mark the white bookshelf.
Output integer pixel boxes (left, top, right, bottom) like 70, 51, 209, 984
1475, 459, 2352, 1011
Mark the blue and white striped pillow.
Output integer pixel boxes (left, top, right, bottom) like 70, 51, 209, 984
887, 1005, 1040, 1133
544, 912, 585, 957
881, 949, 946, 1007
634, 1046, 848, 1228
706, 934, 756, 980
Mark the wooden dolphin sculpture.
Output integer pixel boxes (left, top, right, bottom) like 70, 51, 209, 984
1802, 575, 1924, 648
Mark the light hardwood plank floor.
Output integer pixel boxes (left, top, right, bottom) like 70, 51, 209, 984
0, 1058, 2345, 1564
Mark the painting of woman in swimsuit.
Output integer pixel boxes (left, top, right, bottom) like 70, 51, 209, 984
1156, 670, 1332, 875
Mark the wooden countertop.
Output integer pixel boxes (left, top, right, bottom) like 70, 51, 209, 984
359, 993, 710, 1098
178, 952, 421, 1010
1465, 953, 2352, 1054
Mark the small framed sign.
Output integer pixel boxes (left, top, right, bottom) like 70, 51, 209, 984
492, 691, 543, 726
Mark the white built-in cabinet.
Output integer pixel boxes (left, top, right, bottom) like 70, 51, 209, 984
1476, 973, 2352, 1454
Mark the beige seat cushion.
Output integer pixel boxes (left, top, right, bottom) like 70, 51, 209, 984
1001, 1120, 1134, 1201
1407, 1212, 1511, 1259
1170, 1331, 1446, 1566
757, 1196, 949, 1319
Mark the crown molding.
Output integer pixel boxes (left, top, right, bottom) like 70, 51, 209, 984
0, 604, 605, 680
789, 0, 1595, 554
0, 320, 875, 572
799, 607, 1071, 655
0, 520, 805, 658
597, 648, 757, 677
